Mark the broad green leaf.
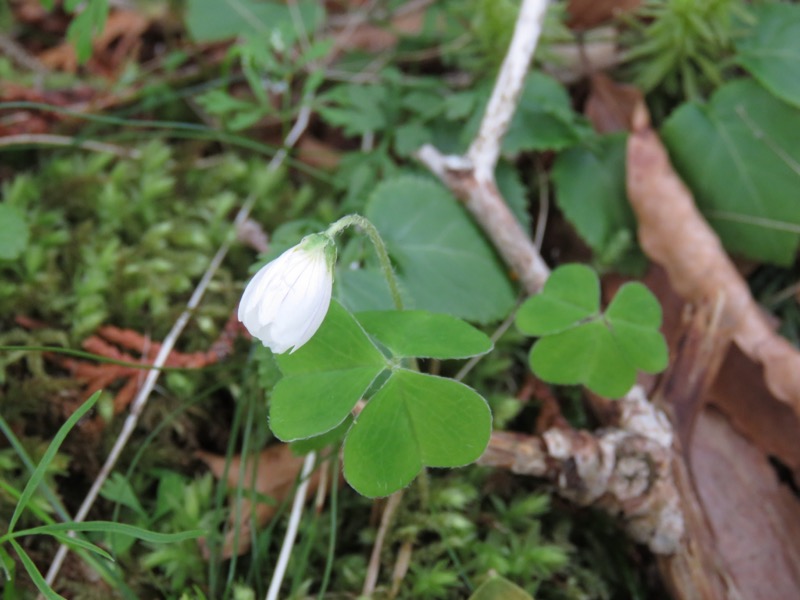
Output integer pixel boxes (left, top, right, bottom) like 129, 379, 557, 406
0, 204, 30, 260
343, 369, 491, 497
516, 264, 599, 336
736, 4, 800, 109
335, 268, 404, 313
530, 322, 635, 398
661, 79, 800, 265
290, 416, 352, 455
503, 72, 591, 153
552, 134, 638, 257
469, 576, 534, 600
517, 265, 667, 398
606, 284, 669, 374
366, 176, 516, 323
275, 302, 385, 375
270, 301, 387, 440
185, 0, 324, 43
356, 310, 492, 359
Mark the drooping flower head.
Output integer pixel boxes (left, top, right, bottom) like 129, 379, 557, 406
238, 233, 336, 354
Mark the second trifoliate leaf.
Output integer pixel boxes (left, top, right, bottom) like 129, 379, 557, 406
516, 264, 667, 398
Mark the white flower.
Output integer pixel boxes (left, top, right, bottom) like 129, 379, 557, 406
238, 233, 336, 354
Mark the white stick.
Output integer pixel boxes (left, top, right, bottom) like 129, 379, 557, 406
468, 0, 550, 181
265, 451, 316, 600
416, 0, 552, 294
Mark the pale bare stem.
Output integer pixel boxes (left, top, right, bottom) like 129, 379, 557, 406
415, 0, 552, 294
43, 97, 316, 591
467, 0, 550, 181
265, 452, 317, 600
363, 491, 404, 596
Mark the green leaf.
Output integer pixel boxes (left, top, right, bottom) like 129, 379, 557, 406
343, 369, 491, 497
503, 72, 591, 153
736, 4, 800, 109
7, 391, 101, 535
661, 79, 800, 265
318, 84, 390, 137
290, 416, 352, 455
496, 160, 531, 229
0, 204, 30, 260
45, 532, 115, 562
516, 264, 599, 336
516, 265, 667, 398
270, 301, 387, 441
530, 321, 635, 398
552, 133, 638, 258
335, 268, 402, 313
8, 540, 64, 600
13, 521, 204, 544
66, 0, 109, 64
185, 0, 324, 43
365, 176, 516, 323
356, 310, 492, 359
100, 473, 147, 519
605, 283, 668, 374
469, 576, 534, 600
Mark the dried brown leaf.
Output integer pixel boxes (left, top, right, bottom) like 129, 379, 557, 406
709, 346, 800, 484
690, 408, 800, 598
626, 103, 800, 419
566, 0, 640, 30
38, 10, 149, 76
584, 73, 643, 134
197, 445, 321, 557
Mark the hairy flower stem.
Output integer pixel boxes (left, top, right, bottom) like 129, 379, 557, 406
326, 214, 404, 311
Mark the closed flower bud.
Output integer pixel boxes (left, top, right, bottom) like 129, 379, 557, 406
238, 233, 336, 354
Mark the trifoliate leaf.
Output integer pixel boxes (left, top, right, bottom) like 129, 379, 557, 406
356, 310, 493, 359
270, 301, 387, 440
516, 264, 667, 398
343, 369, 491, 497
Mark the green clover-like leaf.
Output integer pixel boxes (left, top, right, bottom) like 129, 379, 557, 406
516, 263, 599, 335
343, 369, 491, 497
270, 301, 387, 441
605, 282, 669, 375
517, 264, 667, 398
356, 310, 493, 359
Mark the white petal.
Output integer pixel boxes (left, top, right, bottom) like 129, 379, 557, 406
237, 239, 335, 353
